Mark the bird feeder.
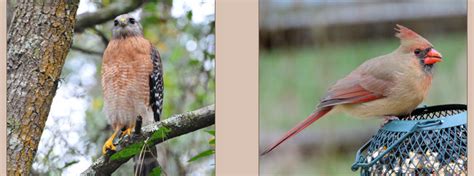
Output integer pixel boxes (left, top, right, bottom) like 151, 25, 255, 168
351, 104, 467, 175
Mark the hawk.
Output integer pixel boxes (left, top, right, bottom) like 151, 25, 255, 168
101, 14, 163, 174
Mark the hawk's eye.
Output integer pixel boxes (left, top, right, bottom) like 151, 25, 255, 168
113, 20, 119, 26
129, 18, 135, 24
414, 49, 421, 55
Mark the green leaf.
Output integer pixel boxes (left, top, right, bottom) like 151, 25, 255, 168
110, 142, 145, 161
186, 11, 193, 21
208, 138, 215, 145
188, 149, 215, 162
149, 126, 171, 144
188, 59, 200, 67
205, 130, 215, 136
148, 166, 162, 176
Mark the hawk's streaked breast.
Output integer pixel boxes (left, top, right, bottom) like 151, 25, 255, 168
102, 36, 154, 129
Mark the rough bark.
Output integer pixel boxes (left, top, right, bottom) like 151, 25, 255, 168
7, 1, 79, 175
7, 0, 15, 30
74, 0, 145, 32
81, 105, 215, 175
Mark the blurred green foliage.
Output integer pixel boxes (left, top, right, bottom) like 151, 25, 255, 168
188, 130, 215, 162
260, 33, 466, 175
149, 167, 162, 176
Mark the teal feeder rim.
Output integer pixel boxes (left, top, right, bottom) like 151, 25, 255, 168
351, 104, 467, 174
382, 111, 466, 132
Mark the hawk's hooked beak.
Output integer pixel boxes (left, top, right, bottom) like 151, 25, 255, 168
118, 18, 127, 27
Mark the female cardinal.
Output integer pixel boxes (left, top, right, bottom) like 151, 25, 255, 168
261, 24, 443, 155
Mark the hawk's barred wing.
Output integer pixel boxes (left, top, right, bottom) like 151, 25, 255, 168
149, 46, 164, 122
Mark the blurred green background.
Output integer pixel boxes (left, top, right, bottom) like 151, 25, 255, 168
259, 1, 466, 175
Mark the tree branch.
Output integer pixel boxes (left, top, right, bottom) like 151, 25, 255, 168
71, 45, 103, 56
91, 27, 110, 45
74, 0, 145, 32
81, 105, 215, 175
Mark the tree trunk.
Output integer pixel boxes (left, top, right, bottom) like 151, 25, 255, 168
7, 1, 79, 175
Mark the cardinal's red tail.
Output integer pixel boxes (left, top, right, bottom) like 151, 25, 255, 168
261, 107, 333, 156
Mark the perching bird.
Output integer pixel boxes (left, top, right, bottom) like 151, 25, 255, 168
261, 24, 443, 155
102, 14, 164, 175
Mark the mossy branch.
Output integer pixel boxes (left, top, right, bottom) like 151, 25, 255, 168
81, 104, 215, 175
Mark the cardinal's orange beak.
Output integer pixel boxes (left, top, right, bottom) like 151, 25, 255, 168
424, 48, 443, 65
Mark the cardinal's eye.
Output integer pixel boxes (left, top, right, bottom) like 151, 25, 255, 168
414, 49, 421, 55
113, 20, 119, 26
129, 18, 135, 24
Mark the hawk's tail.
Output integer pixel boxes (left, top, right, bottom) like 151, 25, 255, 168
133, 145, 159, 176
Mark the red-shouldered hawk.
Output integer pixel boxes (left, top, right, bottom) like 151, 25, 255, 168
101, 14, 163, 174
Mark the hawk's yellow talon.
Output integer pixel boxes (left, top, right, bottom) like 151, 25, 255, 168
121, 127, 133, 137
102, 127, 135, 155
102, 130, 118, 155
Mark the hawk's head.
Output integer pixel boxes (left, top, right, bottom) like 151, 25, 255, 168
112, 14, 143, 39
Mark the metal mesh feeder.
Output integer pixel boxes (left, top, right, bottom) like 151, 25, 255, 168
351, 104, 467, 175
